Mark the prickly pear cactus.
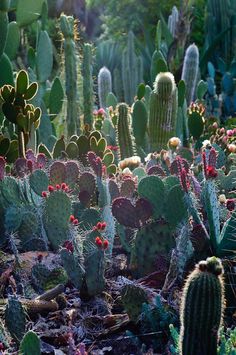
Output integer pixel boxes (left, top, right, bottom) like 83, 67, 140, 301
19, 331, 41, 355
5, 295, 26, 342
133, 222, 174, 277
121, 283, 149, 322
44, 190, 72, 250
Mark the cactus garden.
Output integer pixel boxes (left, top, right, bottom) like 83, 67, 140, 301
1, 0, 236, 354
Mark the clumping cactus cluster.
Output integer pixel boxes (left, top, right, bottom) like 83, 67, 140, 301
1, 0, 236, 354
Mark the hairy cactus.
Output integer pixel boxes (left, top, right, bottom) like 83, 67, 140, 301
60, 14, 80, 136
168, 6, 179, 37
117, 103, 135, 159
83, 43, 94, 128
181, 44, 199, 105
179, 257, 225, 355
149, 72, 177, 152
98, 66, 112, 109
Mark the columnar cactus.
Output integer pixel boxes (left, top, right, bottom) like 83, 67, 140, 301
181, 44, 199, 105
60, 14, 80, 136
117, 103, 135, 159
83, 43, 94, 128
168, 6, 179, 37
98, 66, 112, 109
122, 31, 143, 104
179, 257, 225, 355
132, 84, 148, 148
149, 72, 177, 152
0, 0, 9, 58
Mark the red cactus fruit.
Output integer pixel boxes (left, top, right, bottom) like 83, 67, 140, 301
48, 185, 54, 192
69, 215, 75, 222
103, 240, 109, 249
42, 191, 47, 198
72, 219, 79, 225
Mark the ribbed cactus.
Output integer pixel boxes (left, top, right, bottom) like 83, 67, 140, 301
148, 72, 177, 152
181, 44, 199, 105
0, 0, 9, 58
122, 31, 143, 104
98, 66, 112, 109
60, 14, 80, 136
83, 43, 94, 128
168, 6, 179, 37
179, 257, 225, 355
117, 103, 135, 159
205, 0, 231, 64
113, 67, 123, 102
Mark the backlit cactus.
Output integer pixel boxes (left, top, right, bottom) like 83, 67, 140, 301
179, 257, 225, 355
83, 43, 94, 129
98, 66, 112, 109
181, 44, 199, 105
60, 14, 80, 136
149, 72, 177, 151
117, 103, 135, 159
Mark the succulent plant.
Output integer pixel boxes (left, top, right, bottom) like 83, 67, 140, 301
179, 257, 225, 355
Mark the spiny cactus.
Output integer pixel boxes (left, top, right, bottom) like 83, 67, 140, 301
149, 72, 178, 152
122, 31, 143, 105
19, 331, 41, 355
168, 6, 179, 37
5, 295, 26, 342
0, 70, 41, 158
0, 0, 9, 58
98, 66, 112, 109
179, 257, 225, 355
60, 14, 80, 136
132, 84, 148, 148
117, 103, 135, 159
83, 43, 94, 129
181, 44, 199, 105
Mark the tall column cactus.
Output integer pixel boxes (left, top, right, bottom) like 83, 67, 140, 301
181, 44, 199, 105
179, 257, 225, 355
117, 103, 135, 159
60, 14, 80, 136
205, 0, 231, 64
122, 31, 143, 105
148, 72, 177, 152
98, 66, 112, 109
82, 43, 94, 129
0, 0, 9, 58
168, 6, 179, 37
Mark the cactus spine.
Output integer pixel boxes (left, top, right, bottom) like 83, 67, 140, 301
179, 257, 225, 355
60, 14, 80, 136
117, 103, 135, 159
83, 43, 94, 129
98, 66, 112, 109
181, 44, 199, 105
149, 72, 177, 151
